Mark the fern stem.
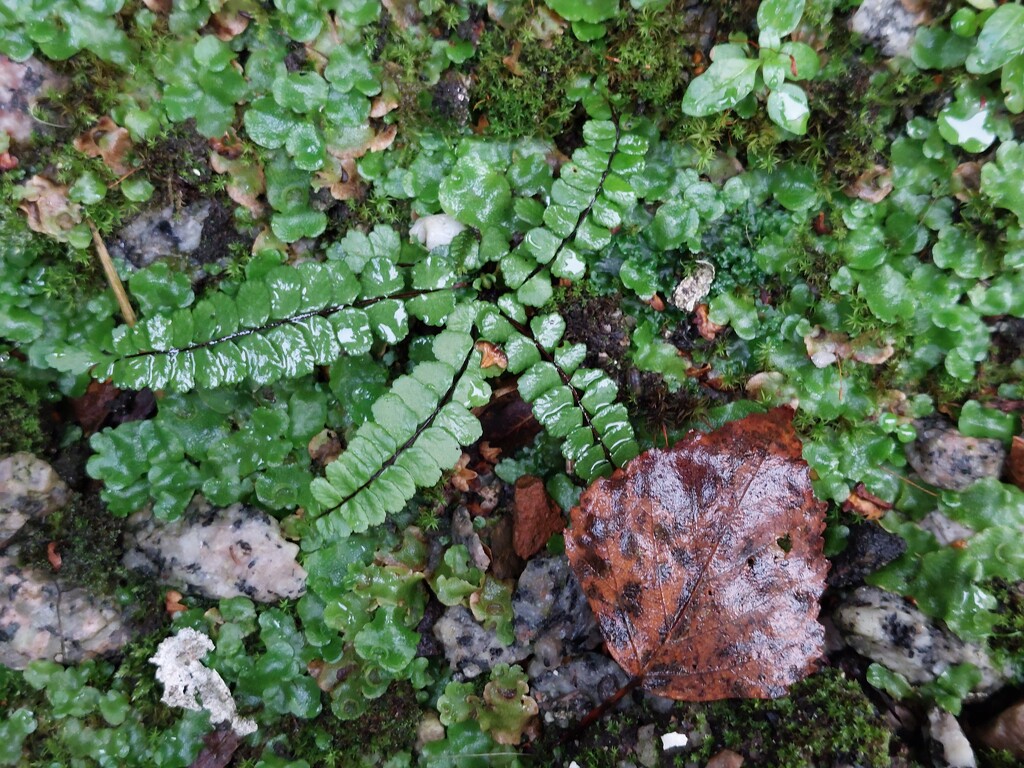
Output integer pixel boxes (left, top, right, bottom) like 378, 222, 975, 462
88, 219, 137, 327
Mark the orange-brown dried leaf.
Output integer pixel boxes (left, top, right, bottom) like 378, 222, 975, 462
566, 407, 827, 701
73, 116, 133, 175
1008, 435, 1024, 491
476, 340, 508, 370
694, 303, 725, 341
513, 475, 564, 559
47, 541, 62, 571
842, 482, 892, 521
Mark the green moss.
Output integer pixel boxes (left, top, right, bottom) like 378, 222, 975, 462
987, 578, 1024, 675
471, 24, 590, 139
678, 669, 891, 768
0, 373, 45, 455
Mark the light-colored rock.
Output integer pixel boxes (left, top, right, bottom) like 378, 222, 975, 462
0, 55, 66, 145
0, 453, 70, 547
978, 698, 1024, 758
512, 556, 600, 655
451, 506, 489, 570
833, 586, 1007, 692
850, 0, 929, 58
432, 605, 526, 679
905, 417, 1006, 491
150, 628, 257, 736
928, 708, 976, 768
409, 213, 466, 251
123, 498, 305, 603
636, 723, 658, 768
671, 261, 716, 313
109, 201, 212, 268
0, 554, 129, 669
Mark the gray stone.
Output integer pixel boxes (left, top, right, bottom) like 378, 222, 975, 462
0, 453, 70, 548
512, 555, 600, 654
928, 708, 976, 768
0, 55, 65, 145
905, 417, 1006, 491
109, 201, 212, 268
833, 586, 1007, 692
123, 498, 305, 603
451, 506, 489, 570
530, 653, 630, 728
0, 554, 130, 669
850, 0, 929, 58
432, 605, 526, 679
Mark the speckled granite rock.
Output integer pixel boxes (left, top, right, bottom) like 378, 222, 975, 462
0, 55, 65, 145
850, 0, 929, 58
0, 554, 130, 669
109, 201, 212, 268
123, 498, 305, 603
833, 586, 1006, 692
432, 605, 527, 679
0, 453, 70, 547
512, 556, 600, 659
530, 653, 630, 728
905, 417, 1006, 491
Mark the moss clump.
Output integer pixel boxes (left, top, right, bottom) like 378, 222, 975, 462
0, 373, 45, 455
471, 25, 591, 139
679, 668, 891, 767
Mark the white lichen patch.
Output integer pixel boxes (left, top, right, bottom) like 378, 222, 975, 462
670, 261, 716, 312
150, 628, 257, 736
409, 213, 466, 250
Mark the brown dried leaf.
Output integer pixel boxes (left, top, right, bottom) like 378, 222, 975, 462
47, 541, 62, 571
842, 482, 892, 521
476, 340, 508, 371
208, 8, 250, 40
165, 590, 187, 613
190, 729, 241, 768
513, 475, 564, 559
843, 164, 893, 204
503, 40, 523, 76
1008, 435, 1024, 491
694, 303, 726, 341
17, 175, 82, 241
210, 151, 265, 216
73, 116, 133, 175
566, 407, 827, 700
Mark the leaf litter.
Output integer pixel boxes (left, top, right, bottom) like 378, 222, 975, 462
566, 407, 828, 701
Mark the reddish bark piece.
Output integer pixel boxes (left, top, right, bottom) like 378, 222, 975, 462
513, 475, 564, 559
566, 407, 827, 701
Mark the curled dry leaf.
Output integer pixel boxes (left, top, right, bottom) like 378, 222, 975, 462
842, 482, 893, 521
142, 0, 171, 12
952, 162, 982, 203
503, 39, 524, 76
566, 407, 828, 700
694, 303, 726, 341
73, 116, 132, 175
476, 340, 508, 371
513, 475, 564, 559
314, 154, 364, 202
369, 95, 399, 119
165, 589, 187, 613
210, 151, 265, 216
843, 164, 893, 204
803, 325, 894, 368
16, 175, 82, 241
0, 151, 19, 170
47, 541, 62, 570
208, 6, 250, 41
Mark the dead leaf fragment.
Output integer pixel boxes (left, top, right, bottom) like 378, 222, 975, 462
694, 303, 726, 341
165, 590, 187, 613
503, 40, 523, 76
566, 407, 827, 700
47, 541, 62, 570
842, 483, 893, 521
208, 7, 250, 40
476, 340, 508, 371
189, 729, 242, 768
843, 164, 893, 204
17, 175, 82, 241
73, 116, 133, 175
706, 750, 745, 768
142, 0, 170, 12
513, 475, 564, 559
1008, 435, 1024, 491
803, 326, 894, 368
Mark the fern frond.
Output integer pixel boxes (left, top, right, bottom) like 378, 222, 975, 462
478, 306, 639, 483
307, 304, 488, 543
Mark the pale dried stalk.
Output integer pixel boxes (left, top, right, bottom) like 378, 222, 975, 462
88, 219, 136, 327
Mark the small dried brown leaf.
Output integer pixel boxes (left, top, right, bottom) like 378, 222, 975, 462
476, 340, 508, 370
17, 175, 82, 241
694, 303, 726, 341
47, 541, 62, 571
143, 0, 171, 12
165, 590, 187, 613
842, 483, 892, 521
502, 40, 523, 76
843, 164, 893, 204
566, 408, 827, 700
513, 475, 564, 559
73, 116, 133, 175
1008, 435, 1024, 491
189, 729, 241, 768
208, 9, 249, 40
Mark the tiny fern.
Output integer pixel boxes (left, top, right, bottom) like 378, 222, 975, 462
93, 119, 647, 537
